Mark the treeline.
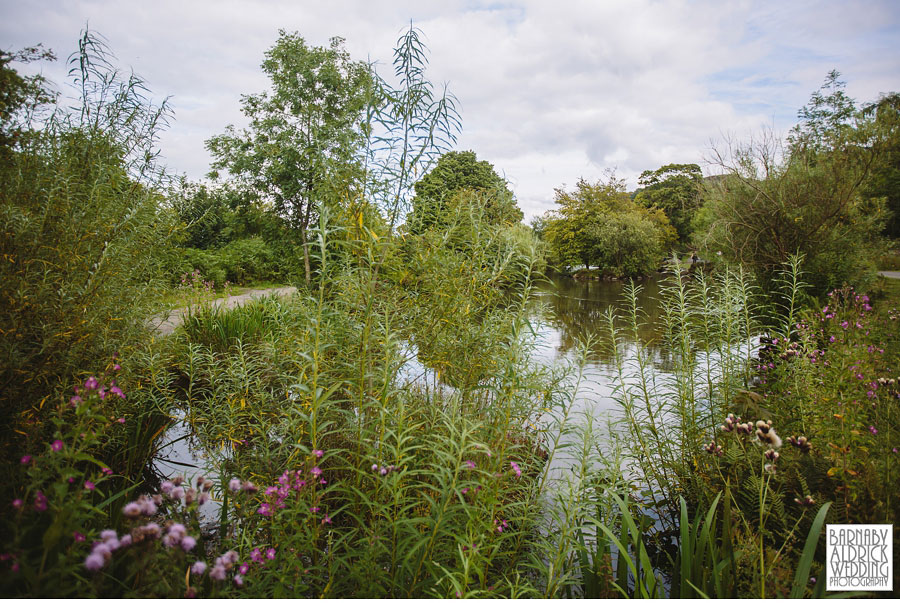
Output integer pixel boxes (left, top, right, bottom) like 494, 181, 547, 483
535, 72, 900, 293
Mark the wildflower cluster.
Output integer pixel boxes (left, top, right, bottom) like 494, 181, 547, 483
180, 269, 216, 295
371, 463, 397, 476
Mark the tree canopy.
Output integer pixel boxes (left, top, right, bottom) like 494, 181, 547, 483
540, 175, 675, 277
697, 71, 892, 294
206, 32, 371, 282
407, 150, 523, 233
634, 163, 702, 244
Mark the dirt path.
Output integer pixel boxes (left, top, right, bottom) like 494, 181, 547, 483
879, 271, 900, 280
149, 286, 298, 336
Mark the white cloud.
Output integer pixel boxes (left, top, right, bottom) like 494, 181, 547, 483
3, 0, 898, 219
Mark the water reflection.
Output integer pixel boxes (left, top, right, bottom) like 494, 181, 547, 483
531, 274, 670, 369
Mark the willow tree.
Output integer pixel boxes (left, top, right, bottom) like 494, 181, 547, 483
207, 32, 371, 283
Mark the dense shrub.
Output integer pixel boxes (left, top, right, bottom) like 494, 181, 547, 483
0, 34, 174, 447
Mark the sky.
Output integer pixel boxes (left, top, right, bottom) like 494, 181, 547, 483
3, 0, 899, 220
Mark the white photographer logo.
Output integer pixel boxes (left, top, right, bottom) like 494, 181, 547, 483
826, 525, 893, 591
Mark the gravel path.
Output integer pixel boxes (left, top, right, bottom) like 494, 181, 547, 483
149, 286, 298, 335
879, 271, 900, 280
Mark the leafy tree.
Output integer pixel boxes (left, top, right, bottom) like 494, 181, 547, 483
860, 93, 900, 239
635, 163, 702, 243
0, 45, 56, 158
206, 32, 371, 283
408, 150, 523, 233
699, 72, 890, 294
541, 175, 674, 276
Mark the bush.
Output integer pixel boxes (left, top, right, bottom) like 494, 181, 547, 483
0, 32, 174, 447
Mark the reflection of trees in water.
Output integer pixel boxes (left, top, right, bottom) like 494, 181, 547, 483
533, 275, 675, 370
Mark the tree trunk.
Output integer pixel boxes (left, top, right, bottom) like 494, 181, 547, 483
301, 225, 311, 284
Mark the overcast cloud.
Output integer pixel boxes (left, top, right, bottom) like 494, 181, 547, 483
3, 0, 899, 219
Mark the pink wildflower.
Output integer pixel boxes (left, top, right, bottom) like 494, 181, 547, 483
51, 440, 64, 452
33, 491, 47, 512
312, 449, 324, 458
84, 480, 95, 491
84, 553, 105, 571
20, 455, 31, 464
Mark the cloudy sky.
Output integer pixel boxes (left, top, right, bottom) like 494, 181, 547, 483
3, 0, 899, 219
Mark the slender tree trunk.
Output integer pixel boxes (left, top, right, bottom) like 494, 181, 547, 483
300, 194, 315, 284
301, 225, 311, 284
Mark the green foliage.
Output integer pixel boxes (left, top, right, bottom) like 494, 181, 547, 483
0, 30, 174, 446
207, 32, 371, 282
860, 93, 900, 239
408, 150, 523, 233
541, 175, 675, 276
635, 163, 703, 244
699, 72, 891, 295
0, 45, 56, 157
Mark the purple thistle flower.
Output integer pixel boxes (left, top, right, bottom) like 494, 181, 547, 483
209, 565, 226, 581
233, 575, 244, 587
181, 536, 197, 551
33, 491, 47, 512
191, 561, 207, 575
122, 502, 141, 518
84, 553, 105, 571
228, 477, 241, 492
